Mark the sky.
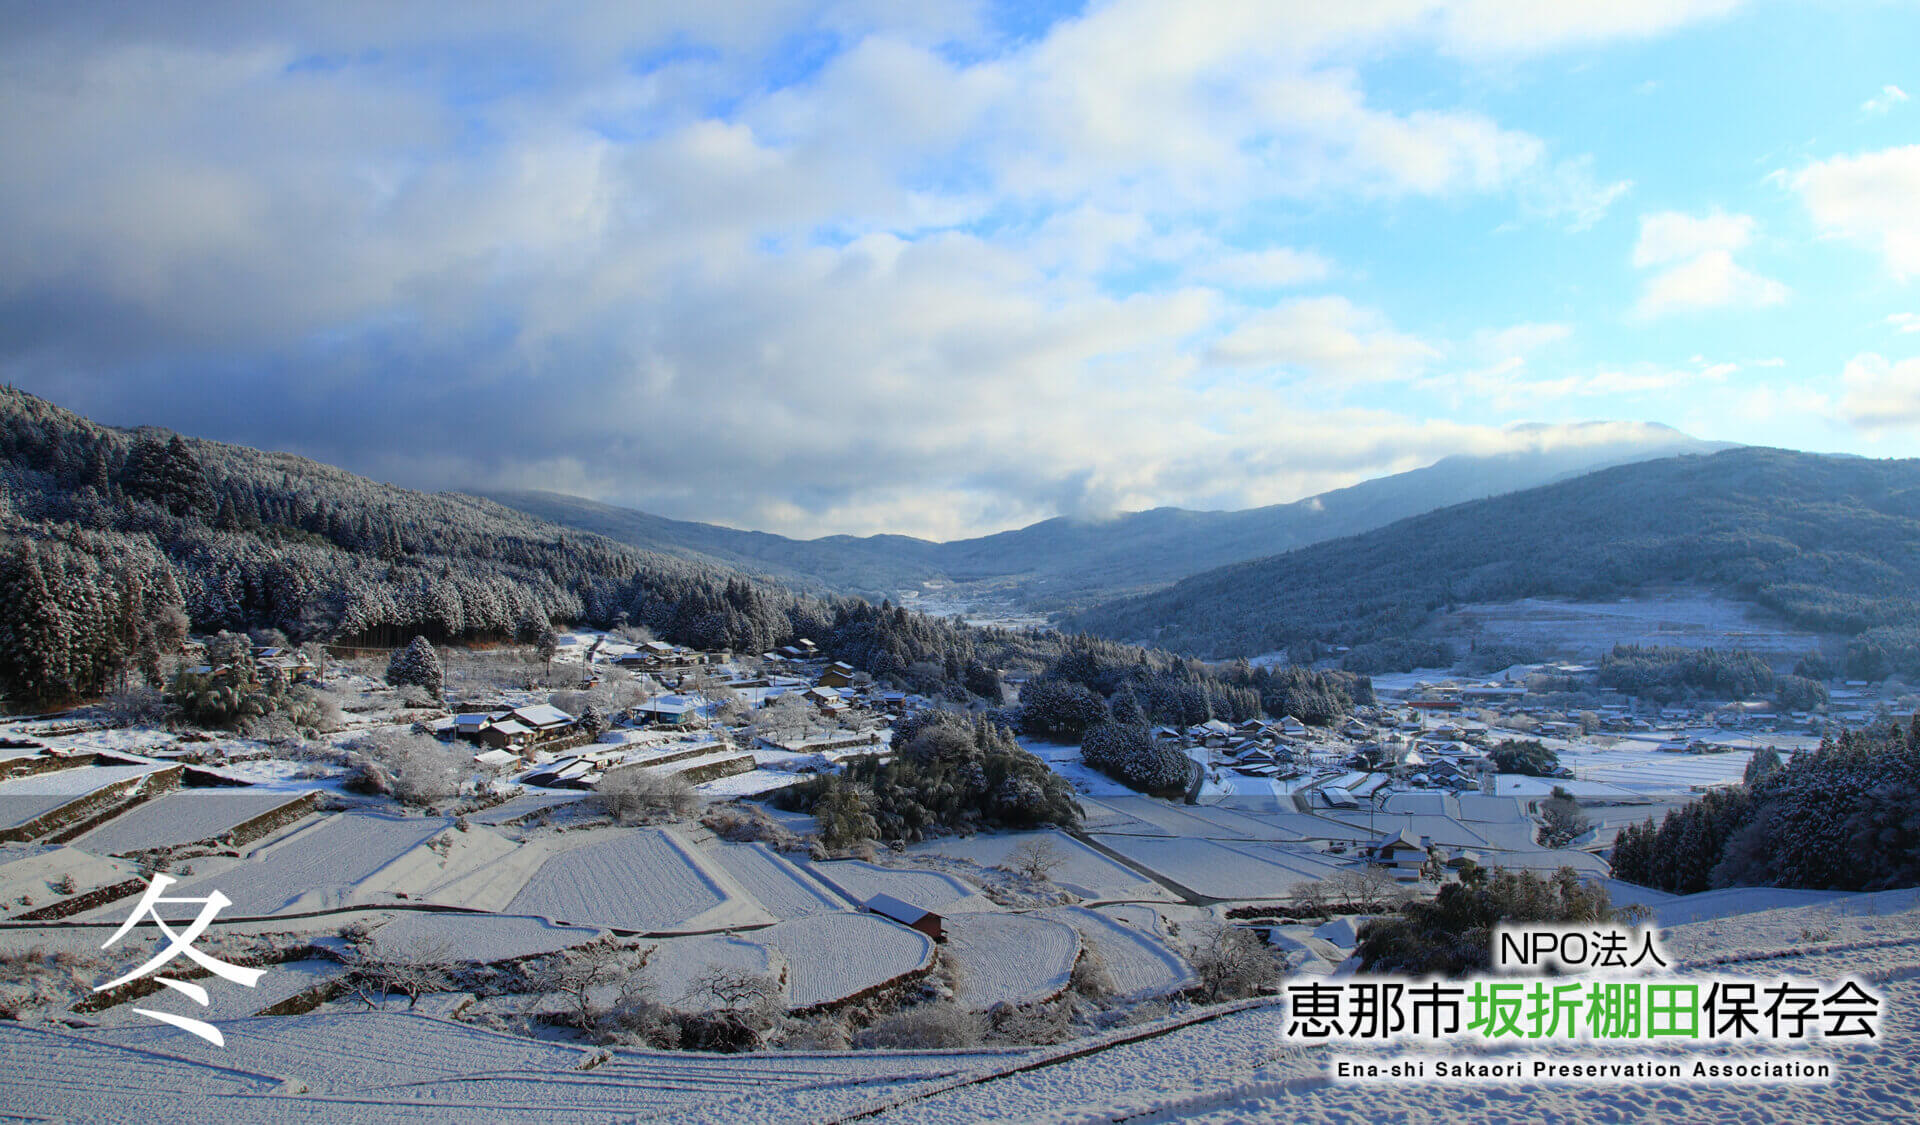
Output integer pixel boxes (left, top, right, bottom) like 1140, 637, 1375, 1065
4, 1, 1920, 541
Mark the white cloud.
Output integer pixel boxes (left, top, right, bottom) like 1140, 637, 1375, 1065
1863, 84, 1910, 114
1432, 355, 1735, 410
1631, 208, 1754, 266
1188, 246, 1333, 288
1628, 210, 1787, 318
1796, 145, 1920, 279
1516, 154, 1632, 231
0, 3, 1751, 537
1887, 313, 1920, 335
1633, 250, 1789, 318
1205, 297, 1442, 383
1838, 353, 1920, 433
1433, 0, 1745, 56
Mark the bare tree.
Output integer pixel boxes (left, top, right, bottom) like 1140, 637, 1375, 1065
595, 766, 701, 824
1327, 866, 1409, 913
1003, 837, 1066, 882
682, 962, 786, 1047
343, 936, 457, 1010
522, 940, 652, 1032
1187, 923, 1284, 1002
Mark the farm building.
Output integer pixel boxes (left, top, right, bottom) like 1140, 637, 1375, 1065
816, 662, 859, 688
863, 893, 944, 942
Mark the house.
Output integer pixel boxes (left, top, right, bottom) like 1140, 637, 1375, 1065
1369, 828, 1432, 881
506, 704, 577, 740
473, 748, 521, 770
864, 893, 944, 941
1278, 716, 1309, 737
635, 695, 700, 725
805, 686, 849, 717
477, 719, 534, 750
453, 713, 496, 741
817, 661, 859, 689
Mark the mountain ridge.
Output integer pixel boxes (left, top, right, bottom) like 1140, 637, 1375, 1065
488, 423, 1731, 609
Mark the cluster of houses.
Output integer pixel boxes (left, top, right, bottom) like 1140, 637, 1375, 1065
175, 640, 319, 692
433, 703, 581, 764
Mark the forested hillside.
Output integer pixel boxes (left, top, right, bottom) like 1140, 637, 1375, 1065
492, 422, 1721, 609
1069, 447, 1920, 677
0, 387, 1045, 704
0, 387, 1329, 717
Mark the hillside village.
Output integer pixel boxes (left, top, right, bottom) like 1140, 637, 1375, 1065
3, 619, 1915, 1118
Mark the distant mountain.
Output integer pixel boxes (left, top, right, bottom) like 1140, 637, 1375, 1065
1066, 447, 1920, 675
492, 422, 1728, 609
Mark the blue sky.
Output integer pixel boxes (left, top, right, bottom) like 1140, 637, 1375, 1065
3, 1, 1919, 539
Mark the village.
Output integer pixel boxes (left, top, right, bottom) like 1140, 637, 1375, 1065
0, 625, 1908, 1120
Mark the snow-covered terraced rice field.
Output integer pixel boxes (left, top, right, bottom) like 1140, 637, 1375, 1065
365, 911, 604, 963
709, 841, 848, 918
806, 859, 981, 912
1550, 742, 1755, 794
647, 932, 784, 1008
86, 958, 345, 1025
465, 791, 586, 825
119, 812, 452, 918
1088, 835, 1347, 900
1088, 797, 1298, 840
758, 912, 935, 1008
79, 1012, 596, 1096
0, 764, 172, 830
506, 827, 730, 931
907, 831, 1172, 901
1041, 906, 1195, 998
0, 1023, 287, 1118
72, 791, 311, 855
942, 912, 1079, 1010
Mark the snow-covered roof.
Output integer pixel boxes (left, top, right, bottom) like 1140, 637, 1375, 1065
864, 892, 932, 924
512, 704, 575, 728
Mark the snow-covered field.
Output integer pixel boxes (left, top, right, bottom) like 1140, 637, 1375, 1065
707, 841, 850, 919
1088, 834, 1348, 901
75, 811, 452, 919
71, 791, 314, 855
805, 858, 986, 913
1040, 906, 1196, 999
942, 912, 1080, 1010
1429, 589, 1833, 662
505, 827, 767, 932
363, 911, 606, 963
907, 830, 1174, 902
646, 932, 786, 1007
0, 763, 174, 830
757, 912, 936, 1008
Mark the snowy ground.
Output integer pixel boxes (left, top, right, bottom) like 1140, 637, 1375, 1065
803, 858, 988, 913
1425, 589, 1834, 663
705, 841, 849, 920
1040, 906, 1196, 999
71, 791, 315, 855
756, 912, 936, 1008
907, 830, 1174, 903
942, 912, 1080, 1010
504, 827, 772, 932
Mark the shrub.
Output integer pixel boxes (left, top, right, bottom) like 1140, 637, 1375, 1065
1187, 923, 1284, 1001
773, 713, 1079, 843
1354, 865, 1615, 976
346, 729, 466, 806
595, 767, 700, 824
852, 1002, 986, 1049
1539, 786, 1590, 848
